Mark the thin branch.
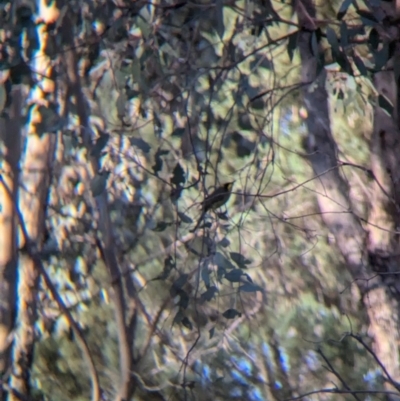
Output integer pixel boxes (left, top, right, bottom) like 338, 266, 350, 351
283, 388, 400, 401
349, 334, 400, 392
317, 348, 361, 401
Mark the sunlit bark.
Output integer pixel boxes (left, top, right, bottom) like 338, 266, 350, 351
0, 86, 22, 401
9, 3, 58, 398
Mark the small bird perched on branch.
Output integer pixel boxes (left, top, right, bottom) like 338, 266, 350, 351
190, 182, 234, 232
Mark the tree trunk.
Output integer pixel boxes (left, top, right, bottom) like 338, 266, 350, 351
9, 3, 59, 397
0, 86, 22, 401
296, 0, 400, 396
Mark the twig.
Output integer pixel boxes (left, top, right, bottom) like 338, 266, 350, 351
349, 333, 400, 392
317, 348, 361, 401
283, 388, 400, 401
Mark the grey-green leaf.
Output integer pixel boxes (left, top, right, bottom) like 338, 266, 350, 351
130, 137, 151, 153
215, 0, 224, 39
230, 252, 251, 268
222, 309, 241, 319
181, 317, 193, 330
378, 94, 394, 116
172, 162, 185, 186
172, 128, 185, 137
326, 27, 340, 57
152, 221, 171, 232
209, 326, 215, 339
91, 133, 110, 158
354, 55, 368, 76
178, 212, 193, 224
90, 173, 108, 197
239, 283, 263, 293
287, 32, 298, 62
214, 252, 236, 270
224, 269, 244, 283
337, 0, 353, 20
201, 286, 218, 303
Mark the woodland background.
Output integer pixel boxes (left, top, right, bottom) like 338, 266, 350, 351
1, 0, 400, 400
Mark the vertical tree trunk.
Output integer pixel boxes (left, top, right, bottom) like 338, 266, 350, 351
0, 87, 22, 401
9, 2, 59, 397
367, 67, 400, 387
296, 0, 400, 395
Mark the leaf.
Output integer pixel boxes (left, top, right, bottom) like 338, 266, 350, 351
356, 10, 378, 26
214, 252, 235, 270
178, 212, 193, 224
90, 173, 108, 197
91, 133, 110, 158
378, 94, 394, 116
201, 286, 218, 303
217, 266, 226, 281
310, 31, 319, 57
116, 92, 127, 120
129, 137, 151, 153
173, 309, 184, 325
171, 162, 185, 186
353, 55, 368, 76
230, 252, 251, 268
152, 149, 165, 175
369, 28, 380, 50
374, 44, 389, 71
201, 264, 210, 288
152, 221, 171, 232
172, 128, 185, 137
218, 237, 230, 248
171, 186, 183, 202
215, 0, 225, 39
394, 56, 400, 86
178, 290, 189, 309
348, 26, 366, 38
222, 309, 241, 319
181, 316, 193, 330
34, 105, 63, 135
287, 31, 298, 61
237, 113, 254, 131
337, 0, 353, 20
165, 255, 175, 269
326, 27, 340, 57
231, 131, 256, 158
340, 21, 348, 48
0, 84, 6, 114
336, 53, 353, 75
158, 256, 175, 280
224, 269, 245, 283
239, 283, 264, 293
216, 211, 229, 220
249, 55, 272, 70
209, 326, 215, 339
170, 274, 189, 296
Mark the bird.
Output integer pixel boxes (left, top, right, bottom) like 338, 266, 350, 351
190, 182, 234, 232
